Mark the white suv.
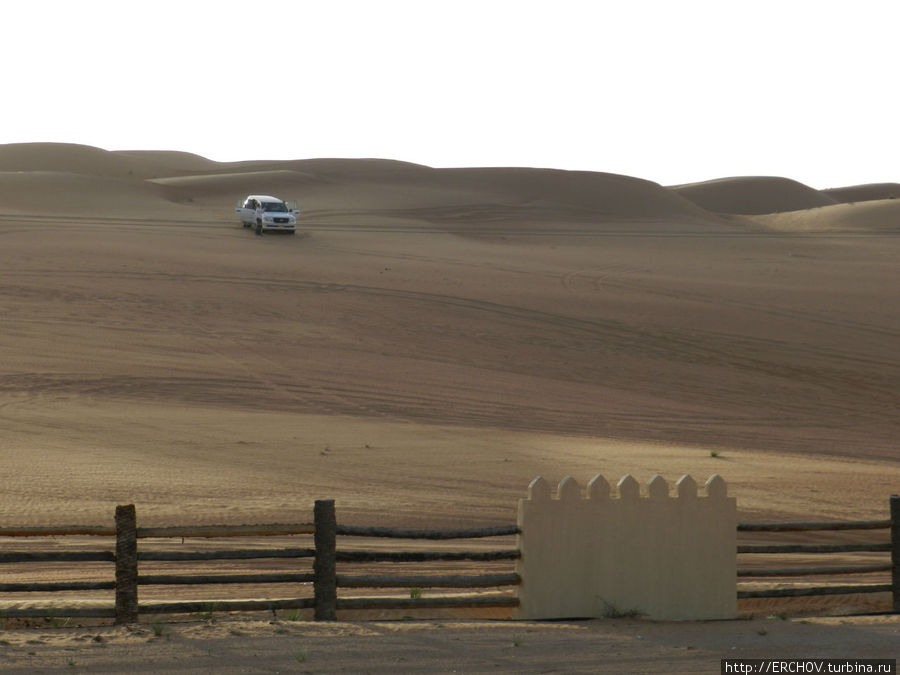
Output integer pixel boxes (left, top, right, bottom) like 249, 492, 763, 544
236, 195, 299, 235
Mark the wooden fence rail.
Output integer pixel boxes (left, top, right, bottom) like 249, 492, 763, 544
1, 495, 897, 622
0, 499, 521, 623
0, 504, 322, 621
313, 499, 520, 620
736, 495, 899, 609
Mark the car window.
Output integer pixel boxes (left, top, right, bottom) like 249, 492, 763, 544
262, 202, 288, 212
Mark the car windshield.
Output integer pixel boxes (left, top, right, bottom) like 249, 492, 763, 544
261, 201, 288, 212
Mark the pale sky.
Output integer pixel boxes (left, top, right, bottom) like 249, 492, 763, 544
3, 0, 897, 188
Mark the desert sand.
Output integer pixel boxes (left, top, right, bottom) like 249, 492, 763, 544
1, 143, 898, 671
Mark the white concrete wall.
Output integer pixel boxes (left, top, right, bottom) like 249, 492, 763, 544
515, 474, 736, 621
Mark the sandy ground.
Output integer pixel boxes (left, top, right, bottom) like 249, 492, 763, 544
1, 143, 899, 671
0, 616, 897, 674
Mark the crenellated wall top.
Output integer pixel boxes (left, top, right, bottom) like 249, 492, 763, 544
525, 473, 728, 501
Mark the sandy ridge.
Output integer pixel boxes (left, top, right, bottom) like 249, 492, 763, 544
3, 142, 897, 225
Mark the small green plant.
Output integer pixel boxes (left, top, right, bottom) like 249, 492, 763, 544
283, 609, 302, 622
294, 648, 308, 662
409, 587, 423, 599
709, 450, 720, 458
512, 634, 524, 647
45, 612, 70, 628
601, 600, 644, 619
196, 603, 218, 623
151, 620, 166, 637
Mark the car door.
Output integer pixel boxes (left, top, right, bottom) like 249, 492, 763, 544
236, 198, 256, 225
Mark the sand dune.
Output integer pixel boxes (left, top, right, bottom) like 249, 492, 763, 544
151, 169, 328, 202
6, 142, 893, 225
154, 161, 727, 226
823, 182, 900, 203
2, 140, 899, 666
2, 143, 734, 228
670, 176, 839, 214
0, 171, 191, 216
751, 198, 900, 232
1, 143, 898, 531
0, 142, 182, 179
113, 149, 222, 174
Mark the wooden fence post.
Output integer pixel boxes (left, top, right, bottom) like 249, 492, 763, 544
115, 504, 139, 624
891, 495, 899, 613
314, 499, 337, 620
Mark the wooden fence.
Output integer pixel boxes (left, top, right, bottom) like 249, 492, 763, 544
1, 496, 898, 622
737, 495, 899, 610
0, 500, 520, 623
